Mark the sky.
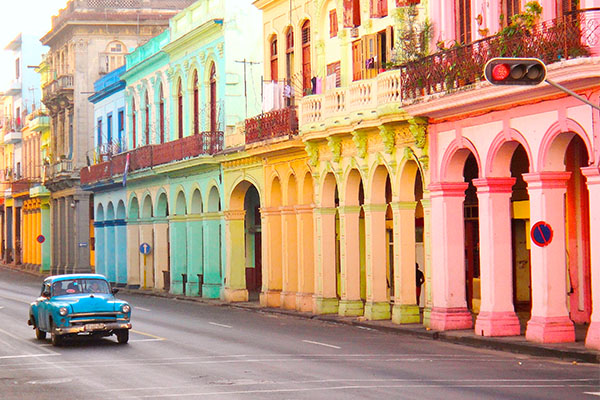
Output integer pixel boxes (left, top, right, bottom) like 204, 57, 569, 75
0, 0, 67, 92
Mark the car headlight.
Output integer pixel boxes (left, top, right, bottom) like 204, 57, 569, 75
59, 307, 68, 316
121, 304, 131, 313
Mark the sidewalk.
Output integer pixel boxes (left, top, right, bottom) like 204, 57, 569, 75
121, 286, 600, 364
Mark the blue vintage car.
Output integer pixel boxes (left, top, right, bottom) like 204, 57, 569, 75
28, 274, 132, 346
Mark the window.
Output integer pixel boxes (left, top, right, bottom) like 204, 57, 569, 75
371, 0, 388, 18
97, 117, 103, 147
144, 92, 150, 145
456, 0, 471, 44
285, 28, 294, 82
177, 79, 183, 139
15, 58, 20, 79
558, 0, 578, 17
301, 20, 311, 94
193, 71, 199, 134
329, 9, 338, 38
502, 0, 520, 26
131, 99, 137, 149
159, 84, 165, 143
326, 61, 341, 89
102, 40, 127, 73
209, 64, 217, 132
107, 113, 112, 145
117, 108, 124, 151
343, 0, 361, 28
270, 37, 278, 81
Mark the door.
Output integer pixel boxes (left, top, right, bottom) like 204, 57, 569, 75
352, 40, 362, 81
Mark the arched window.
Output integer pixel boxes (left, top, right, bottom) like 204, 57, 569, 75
159, 83, 165, 143
270, 36, 278, 82
301, 20, 311, 94
193, 70, 199, 134
177, 78, 183, 139
144, 91, 150, 145
209, 64, 217, 133
285, 27, 294, 82
103, 40, 127, 73
131, 98, 137, 149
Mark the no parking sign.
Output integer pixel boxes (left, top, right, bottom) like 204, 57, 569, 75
531, 221, 553, 247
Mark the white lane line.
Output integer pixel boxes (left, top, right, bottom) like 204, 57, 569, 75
584, 393, 600, 397
0, 353, 59, 360
0, 294, 31, 304
0, 306, 4, 309
302, 340, 341, 349
129, 338, 165, 343
134, 306, 151, 312
208, 322, 232, 329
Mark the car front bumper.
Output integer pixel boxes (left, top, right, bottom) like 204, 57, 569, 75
55, 322, 132, 335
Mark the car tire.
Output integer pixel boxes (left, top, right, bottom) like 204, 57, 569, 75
116, 329, 129, 344
50, 321, 62, 347
35, 325, 46, 340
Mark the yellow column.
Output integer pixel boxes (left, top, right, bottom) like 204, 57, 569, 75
280, 206, 298, 309
363, 203, 391, 320
36, 209, 42, 265
295, 204, 314, 312
313, 207, 339, 314
222, 210, 248, 302
24, 209, 30, 265
338, 205, 364, 316
260, 207, 282, 308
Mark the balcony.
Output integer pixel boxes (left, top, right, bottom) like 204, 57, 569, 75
11, 179, 31, 194
48, 159, 74, 177
299, 8, 599, 128
1, 117, 23, 137
245, 107, 299, 144
81, 131, 223, 186
42, 74, 74, 112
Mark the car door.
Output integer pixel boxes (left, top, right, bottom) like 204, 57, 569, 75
37, 283, 51, 331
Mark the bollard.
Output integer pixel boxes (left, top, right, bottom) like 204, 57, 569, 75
181, 273, 187, 296
197, 274, 203, 297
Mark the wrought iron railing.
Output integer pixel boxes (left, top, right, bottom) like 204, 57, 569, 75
245, 107, 299, 144
399, 9, 597, 99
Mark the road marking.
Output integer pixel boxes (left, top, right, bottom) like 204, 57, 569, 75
129, 338, 165, 343
0, 306, 4, 309
584, 393, 600, 397
0, 353, 59, 360
208, 322, 232, 329
130, 329, 166, 341
302, 340, 340, 349
0, 294, 30, 304
134, 306, 151, 312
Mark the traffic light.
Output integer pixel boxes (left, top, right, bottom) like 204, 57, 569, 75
484, 58, 546, 85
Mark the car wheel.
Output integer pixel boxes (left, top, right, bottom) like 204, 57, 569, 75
50, 321, 62, 347
116, 329, 129, 344
35, 325, 46, 340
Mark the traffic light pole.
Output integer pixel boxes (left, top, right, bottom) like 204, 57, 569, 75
545, 79, 600, 112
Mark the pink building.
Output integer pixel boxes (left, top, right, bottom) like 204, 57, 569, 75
406, 0, 600, 348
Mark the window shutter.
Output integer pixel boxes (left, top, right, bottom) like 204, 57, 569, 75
343, 0, 354, 28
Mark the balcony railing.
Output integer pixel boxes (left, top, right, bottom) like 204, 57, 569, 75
11, 179, 31, 194
48, 159, 74, 177
42, 74, 74, 100
81, 131, 223, 185
245, 107, 298, 144
299, 8, 599, 127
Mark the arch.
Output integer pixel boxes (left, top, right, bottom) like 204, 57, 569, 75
208, 62, 218, 132
103, 40, 127, 71
175, 190, 187, 215
486, 129, 533, 177
369, 163, 392, 204
128, 196, 139, 220
320, 171, 338, 207
156, 192, 169, 217
286, 173, 298, 205
141, 193, 153, 219
300, 171, 314, 204
207, 186, 221, 212
116, 200, 126, 220
96, 203, 105, 221
270, 176, 283, 207
191, 188, 203, 214
344, 168, 363, 206
229, 176, 262, 210
269, 34, 278, 81
398, 159, 421, 201
539, 119, 593, 171
440, 137, 482, 182
106, 202, 115, 220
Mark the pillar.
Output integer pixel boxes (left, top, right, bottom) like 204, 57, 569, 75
115, 219, 128, 286
295, 204, 314, 312
581, 167, 600, 349
429, 183, 473, 330
169, 217, 186, 293
187, 216, 203, 295
126, 221, 141, 288
280, 206, 298, 309
337, 205, 364, 316
94, 221, 106, 277
313, 207, 339, 314
363, 203, 391, 320
202, 213, 222, 298
421, 197, 434, 327
260, 207, 282, 307
40, 202, 51, 272
391, 201, 420, 324
523, 172, 575, 343
222, 210, 248, 302
152, 218, 169, 290
473, 178, 521, 336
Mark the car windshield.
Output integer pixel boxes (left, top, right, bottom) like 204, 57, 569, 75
51, 279, 110, 296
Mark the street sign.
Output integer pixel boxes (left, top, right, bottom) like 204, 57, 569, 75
484, 58, 546, 85
531, 221, 553, 247
139, 242, 152, 255
36, 235, 45, 244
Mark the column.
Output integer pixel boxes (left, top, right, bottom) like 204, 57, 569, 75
260, 207, 282, 307
523, 172, 575, 343
140, 219, 156, 289
337, 205, 364, 316
41, 202, 51, 273
94, 221, 106, 277
295, 204, 314, 312
115, 219, 128, 286
105, 219, 116, 283
222, 210, 248, 302
428, 183, 473, 330
313, 207, 339, 314
280, 206, 298, 309
391, 201, 420, 324
152, 218, 169, 290
186, 215, 203, 295
473, 178, 521, 336
421, 197, 434, 327
126, 221, 141, 288
581, 167, 600, 349
73, 193, 91, 273
363, 203, 391, 320
202, 213, 223, 298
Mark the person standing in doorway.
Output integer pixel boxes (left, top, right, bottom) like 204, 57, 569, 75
416, 263, 425, 306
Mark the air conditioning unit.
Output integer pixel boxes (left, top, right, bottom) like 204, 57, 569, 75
350, 27, 359, 38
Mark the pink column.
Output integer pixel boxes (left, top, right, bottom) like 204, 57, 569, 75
295, 204, 314, 312
473, 178, 521, 336
280, 206, 298, 309
260, 207, 282, 308
429, 183, 473, 330
363, 204, 391, 320
582, 166, 600, 350
523, 172, 575, 343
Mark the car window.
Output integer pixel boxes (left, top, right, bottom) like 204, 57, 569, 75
40, 284, 46, 296
51, 279, 110, 296
81, 279, 110, 294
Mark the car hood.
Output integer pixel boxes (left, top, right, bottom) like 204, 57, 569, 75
54, 294, 120, 313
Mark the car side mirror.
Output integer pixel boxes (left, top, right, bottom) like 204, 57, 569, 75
111, 288, 119, 295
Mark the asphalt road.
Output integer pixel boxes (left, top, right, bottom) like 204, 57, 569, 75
0, 268, 598, 400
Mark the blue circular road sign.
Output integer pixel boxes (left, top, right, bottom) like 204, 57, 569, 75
139, 242, 152, 255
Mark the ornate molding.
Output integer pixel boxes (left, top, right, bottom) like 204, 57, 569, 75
217, 43, 224, 57
198, 51, 206, 63
408, 117, 428, 150
305, 141, 319, 167
327, 136, 342, 163
379, 125, 395, 154
352, 131, 368, 159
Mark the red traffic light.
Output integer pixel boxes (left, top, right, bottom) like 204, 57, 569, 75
484, 58, 546, 85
